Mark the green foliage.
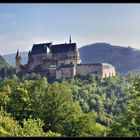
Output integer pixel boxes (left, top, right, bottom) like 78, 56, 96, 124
0, 72, 139, 136
18, 118, 47, 136
41, 82, 83, 134
63, 111, 108, 136
0, 108, 61, 137
45, 131, 61, 136
0, 55, 8, 68
0, 55, 15, 78
109, 74, 140, 136
0, 109, 20, 136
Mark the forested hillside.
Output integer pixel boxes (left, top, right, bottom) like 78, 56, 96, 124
3, 52, 28, 66
0, 73, 140, 136
0, 55, 8, 68
0, 55, 15, 78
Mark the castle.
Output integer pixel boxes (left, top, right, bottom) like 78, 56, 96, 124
15, 37, 116, 79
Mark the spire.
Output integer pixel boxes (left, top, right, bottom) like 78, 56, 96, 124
16, 49, 19, 58
69, 35, 71, 44
15, 49, 21, 60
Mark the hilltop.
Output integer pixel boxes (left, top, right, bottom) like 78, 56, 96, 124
79, 43, 140, 74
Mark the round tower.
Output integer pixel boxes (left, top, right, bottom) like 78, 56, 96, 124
15, 49, 21, 73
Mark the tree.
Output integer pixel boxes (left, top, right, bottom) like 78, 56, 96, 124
109, 76, 140, 136
7, 81, 32, 122
41, 82, 83, 133
0, 109, 20, 136
18, 117, 61, 136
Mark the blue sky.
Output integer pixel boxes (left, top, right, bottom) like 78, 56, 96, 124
1, 3, 140, 54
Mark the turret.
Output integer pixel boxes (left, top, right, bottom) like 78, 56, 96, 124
28, 50, 31, 59
27, 50, 31, 65
69, 35, 71, 44
15, 49, 21, 73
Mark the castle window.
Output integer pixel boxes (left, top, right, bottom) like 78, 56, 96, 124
70, 69, 73, 73
39, 56, 42, 59
61, 69, 65, 74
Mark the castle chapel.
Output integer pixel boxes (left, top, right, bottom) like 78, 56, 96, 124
15, 37, 116, 79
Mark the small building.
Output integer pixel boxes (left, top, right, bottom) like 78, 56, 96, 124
56, 63, 116, 79
76, 63, 115, 78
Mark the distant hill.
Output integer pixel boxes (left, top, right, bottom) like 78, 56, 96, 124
3, 52, 28, 66
0, 55, 15, 78
0, 55, 9, 68
79, 43, 140, 74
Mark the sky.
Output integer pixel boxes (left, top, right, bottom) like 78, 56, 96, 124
1, 3, 140, 55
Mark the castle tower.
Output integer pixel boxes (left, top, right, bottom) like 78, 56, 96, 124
15, 49, 21, 73
27, 50, 31, 65
69, 35, 71, 44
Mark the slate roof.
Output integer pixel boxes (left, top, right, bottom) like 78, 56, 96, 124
31, 43, 52, 55
51, 43, 77, 54
77, 63, 115, 68
77, 63, 102, 66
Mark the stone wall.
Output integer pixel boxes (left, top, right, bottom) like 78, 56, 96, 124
56, 65, 76, 79
28, 53, 47, 71
49, 65, 57, 78
102, 64, 116, 78
76, 63, 116, 78
54, 50, 81, 65
76, 64, 102, 76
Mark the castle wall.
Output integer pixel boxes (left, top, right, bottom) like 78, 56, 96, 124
53, 52, 66, 59
15, 56, 21, 73
75, 51, 81, 64
56, 70, 61, 79
76, 64, 102, 77
56, 65, 76, 79
49, 65, 56, 78
102, 65, 116, 78
54, 50, 81, 65
16, 59, 21, 73
66, 51, 81, 64
76, 64, 116, 78
28, 53, 47, 71
63, 59, 77, 65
